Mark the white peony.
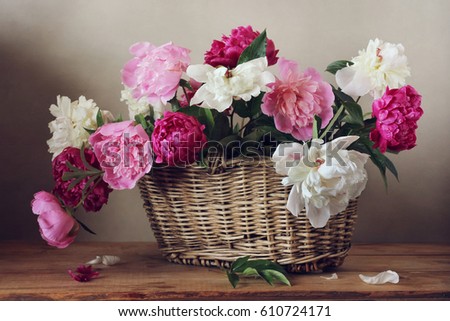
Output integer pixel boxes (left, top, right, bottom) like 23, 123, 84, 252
187, 57, 275, 112
47, 96, 113, 159
121, 87, 171, 120
336, 39, 411, 98
273, 136, 369, 228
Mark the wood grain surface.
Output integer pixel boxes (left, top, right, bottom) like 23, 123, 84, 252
0, 242, 449, 300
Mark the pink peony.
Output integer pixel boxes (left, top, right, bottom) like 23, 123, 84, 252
370, 85, 423, 153
121, 42, 190, 105
204, 25, 279, 69
89, 121, 153, 190
52, 147, 112, 212
31, 191, 79, 248
261, 58, 334, 141
152, 111, 208, 166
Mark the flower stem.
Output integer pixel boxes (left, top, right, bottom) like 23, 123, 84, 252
230, 108, 236, 133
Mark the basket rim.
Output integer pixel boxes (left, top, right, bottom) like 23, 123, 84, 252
149, 155, 275, 173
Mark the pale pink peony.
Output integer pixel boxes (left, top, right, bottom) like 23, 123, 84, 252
261, 58, 334, 141
31, 191, 79, 248
152, 111, 207, 166
204, 25, 279, 69
370, 85, 423, 153
121, 42, 190, 106
89, 121, 153, 190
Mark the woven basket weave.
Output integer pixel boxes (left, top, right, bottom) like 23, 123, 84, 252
138, 157, 358, 273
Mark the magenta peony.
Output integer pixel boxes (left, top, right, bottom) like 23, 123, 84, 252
31, 191, 79, 248
121, 42, 190, 106
152, 111, 208, 166
370, 85, 423, 153
204, 25, 279, 69
89, 121, 153, 190
52, 147, 112, 212
261, 58, 334, 141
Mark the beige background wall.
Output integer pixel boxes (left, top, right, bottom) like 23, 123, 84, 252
0, 0, 448, 243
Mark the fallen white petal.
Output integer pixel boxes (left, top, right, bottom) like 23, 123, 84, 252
85, 255, 121, 266
359, 270, 399, 284
85, 256, 102, 265
320, 273, 338, 280
101, 255, 121, 266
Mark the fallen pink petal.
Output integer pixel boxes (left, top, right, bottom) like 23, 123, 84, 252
68, 265, 100, 282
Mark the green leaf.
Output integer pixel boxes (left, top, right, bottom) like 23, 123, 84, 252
74, 217, 96, 235
219, 134, 240, 146
244, 260, 287, 274
81, 175, 98, 198
333, 87, 356, 104
179, 105, 218, 138
242, 126, 274, 142
349, 137, 390, 189
227, 257, 290, 288
67, 176, 84, 191
96, 109, 104, 127
168, 96, 181, 111
233, 99, 251, 118
210, 112, 230, 140
65, 161, 80, 172
260, 269, 291, 286
84, 127, 96, 135
227, 271, 240, 288
80, 145, 99, 172
178, 105, 200, 117
343, 102, 364, 126
231, 256, 250, 273
313, 115, 322, 139
62, 171, 81, 181
237, 29, 267, 65
384, 155, 399, 182
326, 60, 353, 75
242, 267, 260, 277
248, 92, 264, 117
259, 270, 274, 285
179, 79, 193, 90
134, 114, 147, 129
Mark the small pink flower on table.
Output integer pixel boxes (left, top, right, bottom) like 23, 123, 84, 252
31, 191, 79, 248
261, 58, 334, 141
68, 265, 100, 282
370, 85, 423, 153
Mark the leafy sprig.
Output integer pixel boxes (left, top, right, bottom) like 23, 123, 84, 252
226, 256, 291, 288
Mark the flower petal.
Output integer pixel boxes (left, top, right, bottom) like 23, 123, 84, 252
359, 270, 399, 285
186, 64, 215, 83
305, 201, 331, 228
286, 185, 305, 217
336, 66, 373, 97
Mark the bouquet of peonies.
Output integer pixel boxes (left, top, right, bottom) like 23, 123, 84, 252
32, 26, 423, 249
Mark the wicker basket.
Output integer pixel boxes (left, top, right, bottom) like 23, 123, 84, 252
138, 156, 358, 273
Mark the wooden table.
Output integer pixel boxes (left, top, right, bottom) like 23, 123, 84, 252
0, 242, 449, 300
